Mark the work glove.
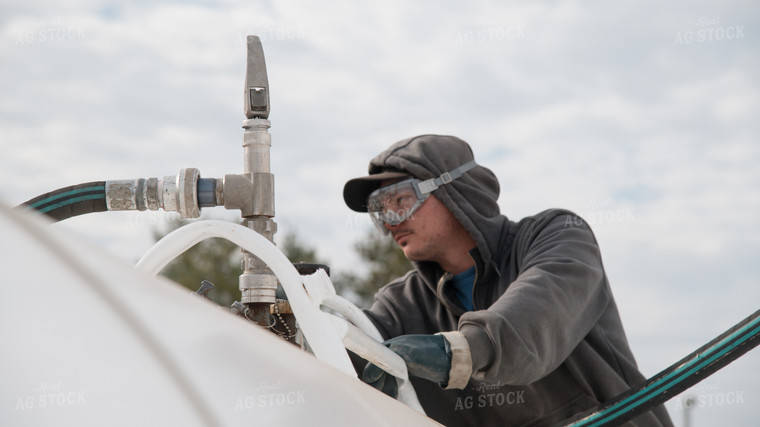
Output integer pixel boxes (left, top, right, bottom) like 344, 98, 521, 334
362, 334, 452, 399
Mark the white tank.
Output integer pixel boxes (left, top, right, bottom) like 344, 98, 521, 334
0, 201, 440, 426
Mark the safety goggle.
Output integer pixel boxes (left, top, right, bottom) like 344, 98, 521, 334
366, 160, 477, 234
368, 179, 429, 233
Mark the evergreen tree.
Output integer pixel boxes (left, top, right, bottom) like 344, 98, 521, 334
152, 218, 240, 307
332, 228, 413, 308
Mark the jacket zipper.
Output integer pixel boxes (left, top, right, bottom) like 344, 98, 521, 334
470, 253, 479, 311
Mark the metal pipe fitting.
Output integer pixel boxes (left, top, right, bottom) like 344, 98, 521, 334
104, 168, 211, 218
237, 36, 278, 309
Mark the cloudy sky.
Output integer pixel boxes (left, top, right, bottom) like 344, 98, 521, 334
1, 1, 758, 425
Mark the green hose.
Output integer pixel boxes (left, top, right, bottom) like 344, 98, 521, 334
19, 181, 107, 222
558, 308, 760, 426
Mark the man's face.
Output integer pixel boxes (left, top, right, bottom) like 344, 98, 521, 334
383, 191, 471, 264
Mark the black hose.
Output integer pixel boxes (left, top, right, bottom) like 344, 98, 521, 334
557, 308, 760, 426
19, 181, 107, 222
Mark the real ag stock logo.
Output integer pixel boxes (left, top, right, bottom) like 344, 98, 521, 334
674, 15, 745, 45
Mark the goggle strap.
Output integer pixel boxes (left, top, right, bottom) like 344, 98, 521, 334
417, 160, 478, 194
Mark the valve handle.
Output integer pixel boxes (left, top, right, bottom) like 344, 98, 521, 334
244, 35, 270, 119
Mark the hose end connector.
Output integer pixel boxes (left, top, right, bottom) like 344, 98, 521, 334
105, 168, 216, 218
159, 168, 201, 218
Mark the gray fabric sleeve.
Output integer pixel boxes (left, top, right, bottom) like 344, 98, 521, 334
460, 323, 495, 373
459, 213, 610, 385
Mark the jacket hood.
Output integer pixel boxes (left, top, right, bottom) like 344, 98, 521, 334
363, 134, 508, 279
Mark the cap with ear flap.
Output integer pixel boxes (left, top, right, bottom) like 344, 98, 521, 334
343, 169, 410, 212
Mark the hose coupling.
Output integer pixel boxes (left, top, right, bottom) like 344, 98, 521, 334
105, 168, 221, 218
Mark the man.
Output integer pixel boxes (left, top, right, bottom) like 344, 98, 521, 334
342, 135, 672, 426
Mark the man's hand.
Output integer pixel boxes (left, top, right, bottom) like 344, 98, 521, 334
362, 334, 452, 398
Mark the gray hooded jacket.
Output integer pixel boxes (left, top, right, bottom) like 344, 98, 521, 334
355, 135, 673, 426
